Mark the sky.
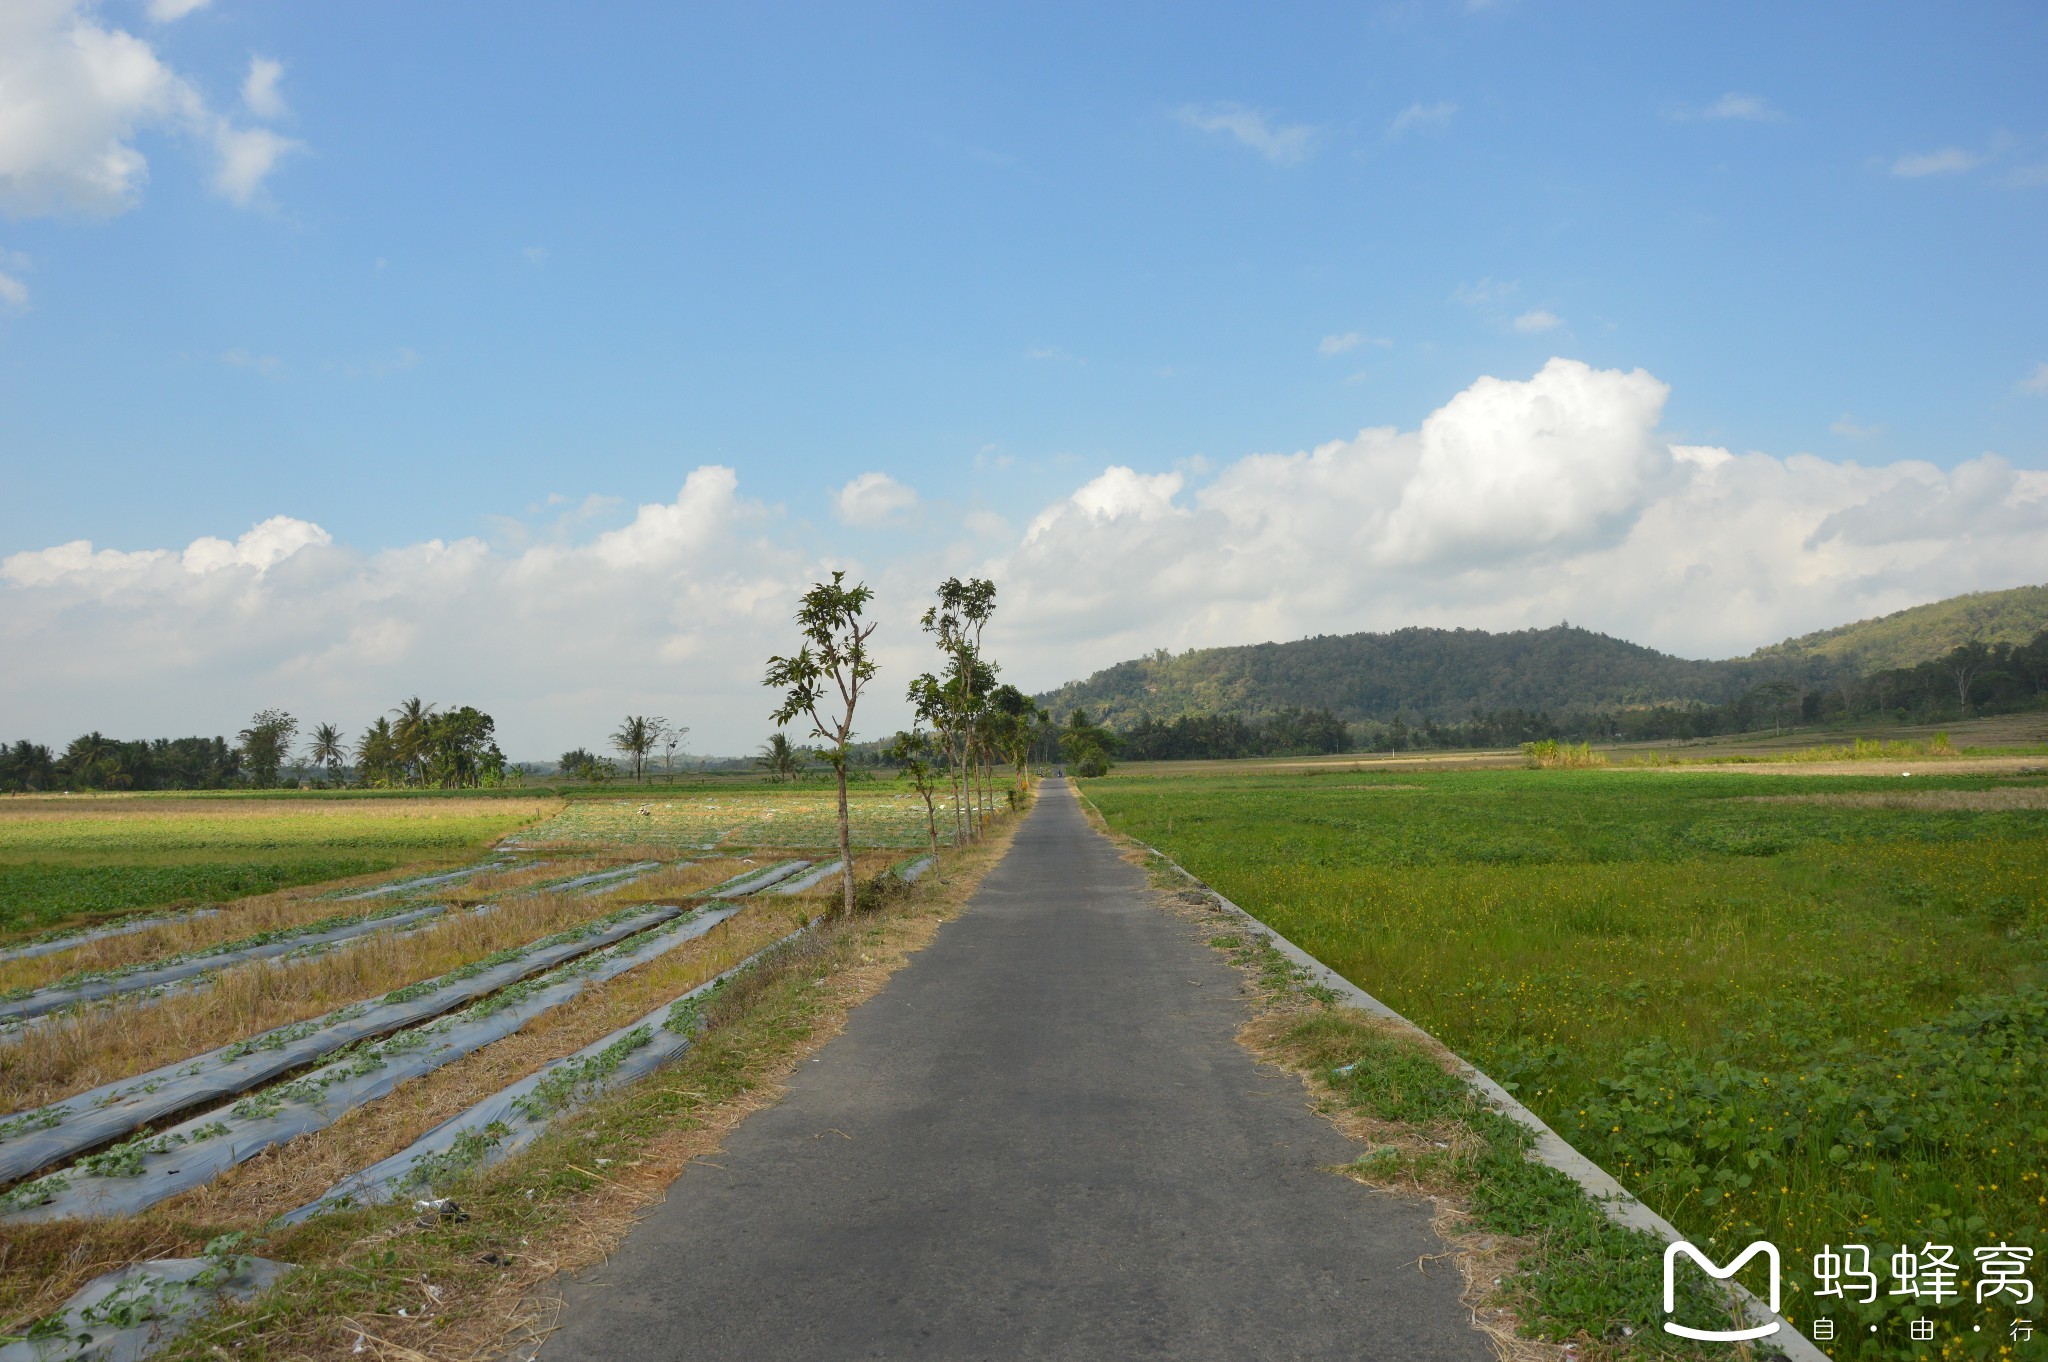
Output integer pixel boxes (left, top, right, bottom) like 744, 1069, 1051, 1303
3, 0, 2046, 758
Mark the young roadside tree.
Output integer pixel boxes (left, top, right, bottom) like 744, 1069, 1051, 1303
237, 710, 299, 788
611, 715, 659, 782
308, 723, 347, 785
885, 727, 945, 870
765, 572, 878, 917
1060, 708, 1118, 778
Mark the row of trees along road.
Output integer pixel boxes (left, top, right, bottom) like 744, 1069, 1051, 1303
763, 573, 1051, 917
0, 697, 506, 792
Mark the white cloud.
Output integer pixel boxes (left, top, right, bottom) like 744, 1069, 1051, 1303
242, 56, 287, 120
1512, 308, 1562, 333
1386, 100, 1457, 139
1452, 277, 1516, 307
0, 248, 28, 309
146, 0, 212, 20
1891, 147, 1983, 178
1680, 92, 1783, 122
2019, 362, 2048, 395
833, 472, 919, 528
7, 366, 2045, 755
1024, 345, 1079, 363
524, 246, 548, 266
2005, 163, 2048, 189
1175, 103, 1317, 166
0, 1, 298, 217
211, 123, 299, 207
1319, 332, 1361, 356
222, 348, 283, 376
1830, 414, 1881, 438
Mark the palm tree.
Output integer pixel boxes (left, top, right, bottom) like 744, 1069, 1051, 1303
390, 696, 438, 785
610, 715, 659, 783
309, 723, 346, 785
754, 733, 803, 783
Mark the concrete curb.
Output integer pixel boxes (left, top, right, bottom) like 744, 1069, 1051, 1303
1138, 844, 1828, 1362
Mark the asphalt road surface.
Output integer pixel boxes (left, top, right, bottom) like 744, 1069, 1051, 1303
537, 779, 1489, 1361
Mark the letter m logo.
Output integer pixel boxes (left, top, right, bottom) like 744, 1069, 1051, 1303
1663, 1240, 1782, 1342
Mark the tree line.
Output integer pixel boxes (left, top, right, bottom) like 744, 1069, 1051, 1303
1, 697, 507, 792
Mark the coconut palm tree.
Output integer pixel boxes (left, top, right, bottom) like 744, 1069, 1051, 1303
610, 715, 658, 783
390, 696, 438, 785
309, 722, 347, 785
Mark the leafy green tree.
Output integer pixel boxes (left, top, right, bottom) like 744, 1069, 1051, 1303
308, 723, 347, 784
422, 706, 505, 787
0, 741, 57, 792
237, 710, 299, 787
765, 571, 879, 917
356, 718, 401, 786
1060, 708, 1118, 778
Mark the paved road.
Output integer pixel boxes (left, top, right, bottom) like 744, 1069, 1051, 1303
538, 780, 1489, 1361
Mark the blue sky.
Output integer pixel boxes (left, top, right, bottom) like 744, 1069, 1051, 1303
4, 1, 2046, 754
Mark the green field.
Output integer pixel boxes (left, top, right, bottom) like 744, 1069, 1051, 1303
1084, 768, 2047, 1360
520, 783, 955, 852
0, 795, 558, 937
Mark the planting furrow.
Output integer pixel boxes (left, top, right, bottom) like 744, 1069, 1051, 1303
282, 917, 813, 1223
0, 1250, 291, 1362
0, 906, 748, 1221
0, 903, 452, 1024
0, 909, 224, 965
0, 904, 690, 1186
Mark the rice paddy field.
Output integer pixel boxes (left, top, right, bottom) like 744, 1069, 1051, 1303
0, 794, 560, 939
1084, 766, 2048, 1362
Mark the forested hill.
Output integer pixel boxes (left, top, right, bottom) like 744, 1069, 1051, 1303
1034, 625, 1777, 727
1746, 582, 2048, 674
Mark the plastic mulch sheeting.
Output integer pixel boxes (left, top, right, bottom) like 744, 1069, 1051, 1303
0, 905, 747, 1222
692, 860, 809, 898
0, 912, 227, 966
0, 1253, 292, 1362
529, 862, 660, 896
0, 903, 453, 1024
771, 861, 845, 895
282, 918, 814, 1224
0, 904, 690, 1187
332, 860, 502, 901
895, 856, 936, 883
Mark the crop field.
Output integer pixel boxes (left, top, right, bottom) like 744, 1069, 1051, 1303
517, 786, 949, 853
1084, 766, 2048, 1361
0, 796, 559, 938
0, 783, 949, 1351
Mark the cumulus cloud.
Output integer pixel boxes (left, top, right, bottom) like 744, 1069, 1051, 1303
1175, 103, 1317, 165
1892, 147, 1982, 178
1387, 100, 1457, 139
146, 0, 212, 20
241, 56, 287, 120
7, 364, 2045, 755
832, 472, 919, 527
1512, 308, 1562, 333
0, 0, 298, 217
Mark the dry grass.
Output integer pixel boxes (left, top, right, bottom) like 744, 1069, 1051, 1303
0, 881, 630, 1112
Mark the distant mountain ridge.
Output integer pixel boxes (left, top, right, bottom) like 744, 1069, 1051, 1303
1746, 584, 2048, 674
1034, 583, 2047, 727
